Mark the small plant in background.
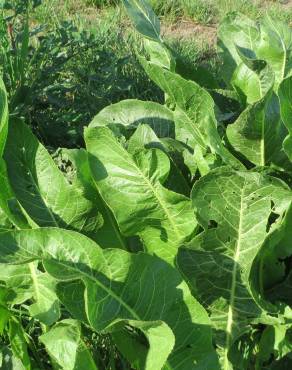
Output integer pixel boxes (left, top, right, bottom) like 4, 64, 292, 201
0, 0, 163, 148
0, 0, 42, 111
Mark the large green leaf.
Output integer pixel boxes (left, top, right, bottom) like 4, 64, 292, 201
225, 43, 291, 170
0, 263, 60, 325
59, 148, 128, 249
40, 319, 98, 370
0, 159, 32, 229
122, 0, 161, 42
0, 264, 34, 305
226, 93, 291, 170
143, 38, 174, 70
218, 15, 291, 181
4, 119, 103, 234
138, 58, 242, 169
177, 167, 291, 369
8, 318, 30, 370
257, 16, 292, 88
251, 202, 292, 313
231, 48, 274, 105
218, 13, 292, 89
85, 126, 196, 263
27, 267, 60, 326
0, 346, 26, 370
278, 75, 292, 161
89, 99, 175, 139
218, 13, 260, 86
89, 100, 190, 193
231, 63, 264, 105
0, 80, 30, 230
256, 325, 292, 368
112, 320, 175, 370
127, 124, 191, 195
0, 228, 219, 369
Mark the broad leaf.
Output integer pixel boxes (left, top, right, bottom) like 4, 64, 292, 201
85, 126, 196, 263
231, 48, 274, 105
122, 0, 161, 42
0, 346, 26, 370
218, 13, 260, 86
0, 263, 60, 324
0, 81, 30, 230
89, 99, 175, 139
256, 325, 292, 368
28, 267, 60, 326
8, 318, 30, 370
218, 13, 292, 88
251, 203, 292, 313
225, 44, 291, 170
60, 148, 128, 249
138, 58, 242, 169
0, 228, 219, 369
40, 319, 98, 370
112, 320, 175, 370
231, 63, 263, 105
4, 119, 103, 234
0, 159, 32, 229
226, 93, 291, 170
127, 124, 190, 195
89, 100, 190, 193
143, 38, 174, 70
177, 167, 291, 368
257, 16, 292, 88
0, 264, 34, 305
127, 125, 190, 196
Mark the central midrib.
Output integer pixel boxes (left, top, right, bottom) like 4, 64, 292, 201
223, 183, 245, 369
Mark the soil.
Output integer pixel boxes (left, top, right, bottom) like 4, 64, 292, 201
161, 20, 217, 46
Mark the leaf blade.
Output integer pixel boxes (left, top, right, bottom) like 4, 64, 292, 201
85, 126, 196, 263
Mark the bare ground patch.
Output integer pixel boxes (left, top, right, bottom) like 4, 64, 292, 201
161, 20, 217, 46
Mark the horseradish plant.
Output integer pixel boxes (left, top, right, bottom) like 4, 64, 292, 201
0, 0, 291, 369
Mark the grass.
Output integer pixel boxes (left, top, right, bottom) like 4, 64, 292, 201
5, 0, 289, 149
28, 0, 219, 148
20, 2, 164, 147
151, 0, 292, 25
74, 0, 292, 25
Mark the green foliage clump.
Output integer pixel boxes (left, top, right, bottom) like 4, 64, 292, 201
0, 1, 292, 369
0, 1, 163, 148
